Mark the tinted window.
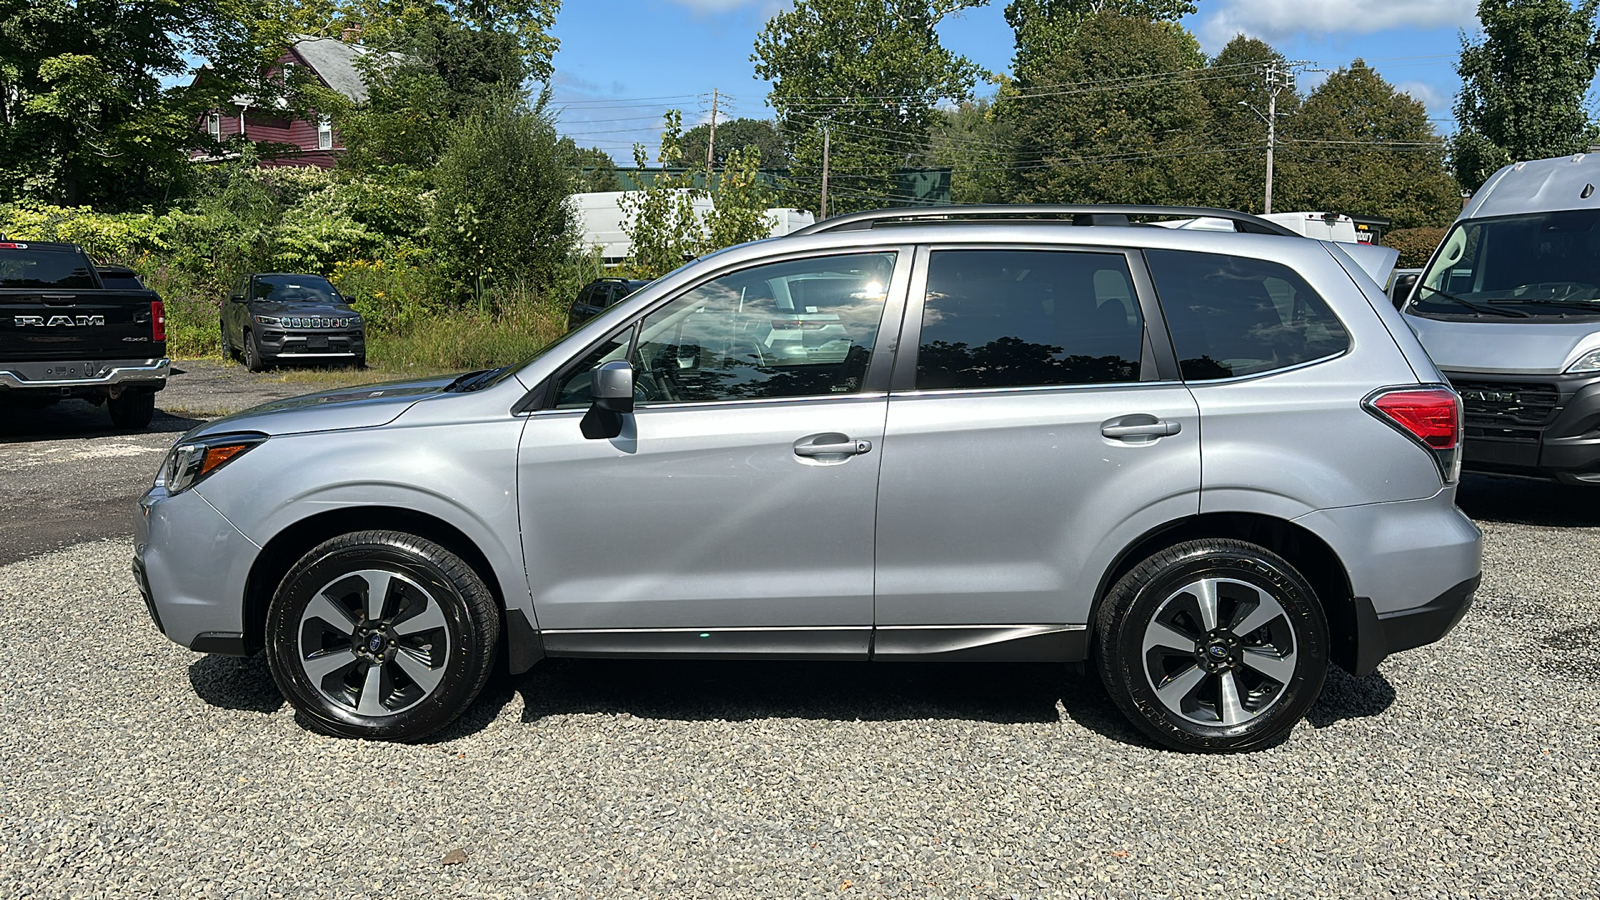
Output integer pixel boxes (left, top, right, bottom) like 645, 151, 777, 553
252, 274, 341, 303
98, 269, 144, 290
916, 250, 1143, 390
0, 250, 97, 288
1146, 250, 1349, 380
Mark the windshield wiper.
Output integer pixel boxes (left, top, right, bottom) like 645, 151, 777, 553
443, 369, 491, 392
1506, 298, 1600, 314
1417, 285, 1530, 318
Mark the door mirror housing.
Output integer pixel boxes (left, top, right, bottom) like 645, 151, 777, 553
581, 360, 634, 439
230, 294, 246, 303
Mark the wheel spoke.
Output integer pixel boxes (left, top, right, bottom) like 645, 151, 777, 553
1142, 620, 1197, 655
393, 603, 446, 638
1232, 594, 1285, 636
362, 571, 393, 622
1192, 579, 1220, 631
1218, 671, 1247, 726
1240, 648, 1297, 684
304, 593, 357, 636
354, 663, 390, 717
1154, 662, 1207, 707
302, 648, 359, 682
392, 648, 444, 694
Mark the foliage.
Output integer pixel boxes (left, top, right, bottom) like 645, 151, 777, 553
681, 118, 790, 169
429, 90, 576, 297
705, 146, 776, 250
1453, 0, 1600, 192
1006, 0, 1196, 76
1192, 36, 1296, 212
919, 97, 1013, 204
1006, 11, 1211, 205
1275, 61, 1460, 229
559, 139, 622, 192
754, 0, 984, 215
1383, 227, 1449, 268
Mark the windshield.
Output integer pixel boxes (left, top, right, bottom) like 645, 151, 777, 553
1412, 210, 1600, 319
253, 274, 343, 304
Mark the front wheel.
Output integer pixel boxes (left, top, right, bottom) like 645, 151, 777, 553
266, 531, 500, 741
243, 329, 266, 372
1095, 539, 1329, 753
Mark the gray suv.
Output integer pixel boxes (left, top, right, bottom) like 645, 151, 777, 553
136, 206, 1482, 752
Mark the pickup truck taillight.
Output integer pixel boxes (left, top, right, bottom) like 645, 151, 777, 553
151, 300, 166, 341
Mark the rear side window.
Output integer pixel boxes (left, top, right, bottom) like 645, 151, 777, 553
916, 249, 1143, 389
0, 250, 97, 288
1145, 250, 1349, 381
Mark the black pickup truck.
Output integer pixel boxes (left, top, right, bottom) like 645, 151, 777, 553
0, 240, 168, 428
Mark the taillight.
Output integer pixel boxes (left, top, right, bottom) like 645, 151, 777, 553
1363, 385, 1462, 482
151, 300, 166, 341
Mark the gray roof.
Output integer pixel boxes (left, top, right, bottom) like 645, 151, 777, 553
289, 35, 407, 105
1464, 154, 1600, 221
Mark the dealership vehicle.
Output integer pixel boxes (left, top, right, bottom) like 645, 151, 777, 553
221, 273, 365, 371
0, 240, 168, 428
1400, 154, 1600, 485
567, 277, 649, 330
138, 205, 1481, 752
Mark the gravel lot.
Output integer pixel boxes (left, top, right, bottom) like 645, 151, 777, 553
1, 363, 1598, 898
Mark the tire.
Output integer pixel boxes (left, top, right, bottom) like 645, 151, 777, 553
243, 329, 266, 372
106, 390, 156, 429
265, 531, 500, 741
220, 321, 234, 360
1095, 539, 1329, 753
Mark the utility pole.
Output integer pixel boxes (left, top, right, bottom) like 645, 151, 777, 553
820, 122, 830, 219
1241, 62, 1298, 215
706, 88, 718, 176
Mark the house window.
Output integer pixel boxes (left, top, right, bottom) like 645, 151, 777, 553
317, 116, 333, 151
207, 113, 221, 141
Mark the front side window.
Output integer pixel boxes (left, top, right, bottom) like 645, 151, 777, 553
916, 249, 1144, 390
1146, 250, 1350, 381
555, 252, 896, 407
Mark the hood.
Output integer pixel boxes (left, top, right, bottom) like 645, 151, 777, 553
193, 375, 458, 438
1404, 314, 1600, 375
249, 300, 356, 318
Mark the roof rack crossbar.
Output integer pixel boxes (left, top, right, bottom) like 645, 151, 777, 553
792, 204, 1298, 238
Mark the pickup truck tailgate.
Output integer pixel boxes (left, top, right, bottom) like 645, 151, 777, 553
0, 290, 164, 363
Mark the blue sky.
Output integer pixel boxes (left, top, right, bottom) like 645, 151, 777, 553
547, 0, 1484, 163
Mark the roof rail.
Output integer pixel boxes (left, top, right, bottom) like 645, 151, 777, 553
791, 204, 1299, 238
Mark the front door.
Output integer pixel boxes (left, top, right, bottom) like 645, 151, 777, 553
517, 249, 910, 658
872, 246, 1202, 659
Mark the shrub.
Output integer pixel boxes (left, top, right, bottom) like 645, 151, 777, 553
1384, 227, 1448, 269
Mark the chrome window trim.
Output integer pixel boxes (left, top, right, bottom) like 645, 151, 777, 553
529, 391, 893, 417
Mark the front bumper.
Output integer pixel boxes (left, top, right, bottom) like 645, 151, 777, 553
0, 357, 169, 393
1444, 369, 1600, 484
135, 483, 261, 654
257, 327, 365, 361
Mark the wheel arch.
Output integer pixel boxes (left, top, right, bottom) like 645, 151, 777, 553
241, 506, 539, 671
1092, 512, 1365, 673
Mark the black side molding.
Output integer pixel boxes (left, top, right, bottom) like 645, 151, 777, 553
190, 632, 251, 656
1338, 575, 1481, 677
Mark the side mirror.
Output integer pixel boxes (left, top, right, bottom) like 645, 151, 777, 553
230, 294, 245, 303
1390, 272, 1419, 309
580, 360, 634, 440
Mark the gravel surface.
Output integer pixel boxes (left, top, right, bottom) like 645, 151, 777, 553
2, 508, 1597, 898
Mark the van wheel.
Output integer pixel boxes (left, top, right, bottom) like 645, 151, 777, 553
107, 390, 156, 429
265, 531, 499, 742
1095, 539, 1328, 753
243, 329, 266, 372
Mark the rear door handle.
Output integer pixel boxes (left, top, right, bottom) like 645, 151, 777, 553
793, 433, 873, 458
1101, 418, 1182, 440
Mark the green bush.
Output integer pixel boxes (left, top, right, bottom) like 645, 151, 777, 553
1384, 227, 1448, 269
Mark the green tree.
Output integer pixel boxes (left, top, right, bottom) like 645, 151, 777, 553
754, 0, 984, 215
1006, 0, 1196, 76
1195, 35, 1296, 212
559, 139, 621, 192
1005, 11, 1212, 205
1453, 0, 1600, 191
430, 90, 576, 297
0, 0, 279, 207
919, 97, 1014, 204
1276, 61, 1459, 228
681, 118, 789, 169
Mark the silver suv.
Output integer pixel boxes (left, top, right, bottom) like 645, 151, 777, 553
135, 206, 1482, 752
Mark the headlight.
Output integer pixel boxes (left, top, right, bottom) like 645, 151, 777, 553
253, 314, 281, 326
156, 433, 267, 494
1566, 349, 1600, 373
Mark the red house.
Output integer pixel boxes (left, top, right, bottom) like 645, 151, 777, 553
193, 34, 402, 169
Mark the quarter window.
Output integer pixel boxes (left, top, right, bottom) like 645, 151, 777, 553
916, 249, 1144, 390
1146, 249, 1350, 380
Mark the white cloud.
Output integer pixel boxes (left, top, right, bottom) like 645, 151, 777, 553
1197, 0, 1477, 51
1396, 80, 1449, 113
667, 0, 764, 11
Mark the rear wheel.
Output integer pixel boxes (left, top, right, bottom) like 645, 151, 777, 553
107, 390, 156, 429
265, 531, 500, 741
1095, 539, 1328, 753
220, 320, 234, 360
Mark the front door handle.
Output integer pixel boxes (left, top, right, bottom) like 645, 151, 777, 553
1101, 417, 1182, 440
793, 433, 873, 458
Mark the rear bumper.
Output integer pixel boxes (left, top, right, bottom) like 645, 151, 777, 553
1345, 575, 1479, 676
0, 357, 169, 391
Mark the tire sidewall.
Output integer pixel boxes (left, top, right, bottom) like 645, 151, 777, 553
244, 330, 262, 371
266, 537, 491, 741
1101, 543, 1329, 752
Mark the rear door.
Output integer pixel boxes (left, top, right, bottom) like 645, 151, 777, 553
871, 244, 1201, 658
